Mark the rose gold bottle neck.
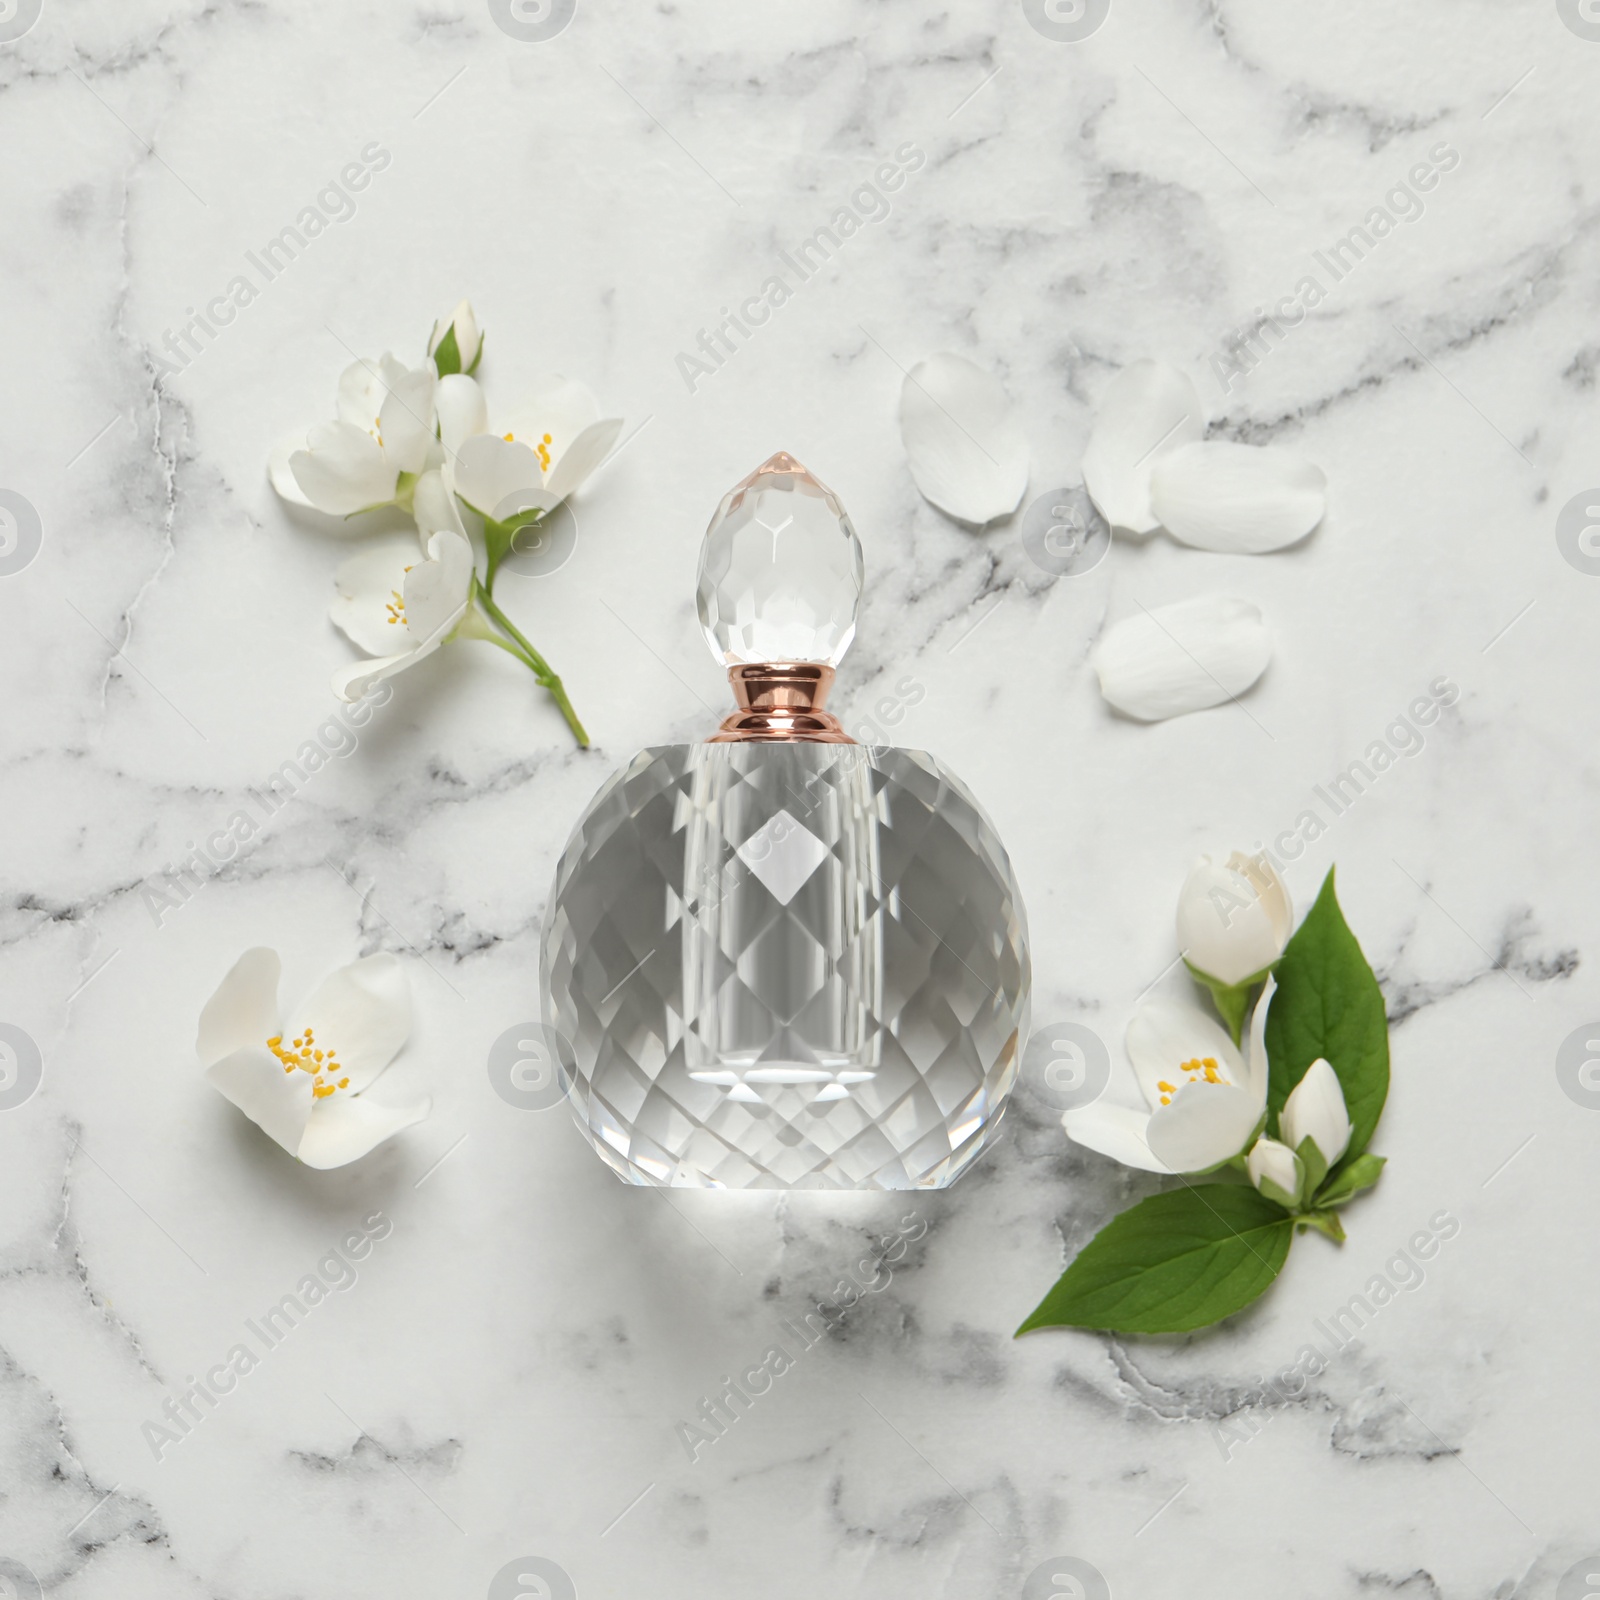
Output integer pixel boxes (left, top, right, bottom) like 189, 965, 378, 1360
707, 663, 855, 743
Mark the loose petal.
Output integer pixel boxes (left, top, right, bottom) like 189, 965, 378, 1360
1082, 360, 1204, 533
1146, 1081, 1261, 1172
290, 952, 411, 1094
1062, 1101, 1170, 1173
197, 947, 282, 1066
296, 1090, 432, 1169
1093, 595, 1271, 721
435, 374, 489, 455
898, 353, 1030, 526
291, 421, 396, 516
207, 1043, 313, 1154
1150, 440, 1327, 553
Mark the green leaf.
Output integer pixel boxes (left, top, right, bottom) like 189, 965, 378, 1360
1317, 1152, 1385, 1208
1264, 867, 1388, 1171
1183, 960, 1267, 1046
1016, 1185, 1295, 1336
432, 323, 462, 377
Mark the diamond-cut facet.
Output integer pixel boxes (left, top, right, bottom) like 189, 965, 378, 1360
541, 743, 1030, 1189
696, 452, 864, 667
735, 809, 828, 905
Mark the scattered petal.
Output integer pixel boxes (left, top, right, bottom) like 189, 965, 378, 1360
898, 352, 1029, 526
1082, 360, 1204, 533
1151, 440, 1327, 553
1093, 595, 1271, 721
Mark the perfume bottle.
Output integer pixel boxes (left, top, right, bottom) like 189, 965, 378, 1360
541, 453, 1030, 1188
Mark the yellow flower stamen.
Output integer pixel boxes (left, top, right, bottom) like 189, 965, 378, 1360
267, 1029, 355, 1100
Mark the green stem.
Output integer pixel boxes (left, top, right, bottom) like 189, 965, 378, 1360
474, 581, 589, 748
1293, 1210, 1347, 1244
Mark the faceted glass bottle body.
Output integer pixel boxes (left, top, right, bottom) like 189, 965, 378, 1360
540, 450, 1030, 1188
541, 741, 1029, 1188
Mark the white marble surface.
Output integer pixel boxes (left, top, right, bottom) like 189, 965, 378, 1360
3, 1, 1599, 1595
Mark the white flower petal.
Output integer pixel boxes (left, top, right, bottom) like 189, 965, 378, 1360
378, 364, 439, 474
337, 358, 385, 429
197, 947, 282, 1066
503, 376, 602, 460
898, 352, 1030, 526
269, 432, 316, 509
1150, 440, 1327, 553
1146, 1081, 1260, 1172
331, 649, 432, 703
451, 434, 546, 519
330, 539, 427, 657
291, 421, 397, 516
401, 530, 474, 648
1082, 360, 1205, 533
545, 416, 624, 501
413, 468, 466, 541
207, 1043, 313, 1155
430, 299, 482, 371
288, 952, 411, 1095
1247, 1135, 1302, 1203
1062, 1101, 1170, 1172
436, 374, 489, 455
1092, 595, 1271, 721
1247, 974, 1276, 1106
1177, 851, 1293, 985
295, 1089, 432, 1169
1280, 1056, 1352, 1167
1125, 1001, 1248, 1112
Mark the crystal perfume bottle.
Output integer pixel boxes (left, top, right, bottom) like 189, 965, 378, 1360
541, 453, 1030, 1188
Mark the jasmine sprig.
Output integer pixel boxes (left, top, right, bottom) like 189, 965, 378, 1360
1020, 869, 1390, 1336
